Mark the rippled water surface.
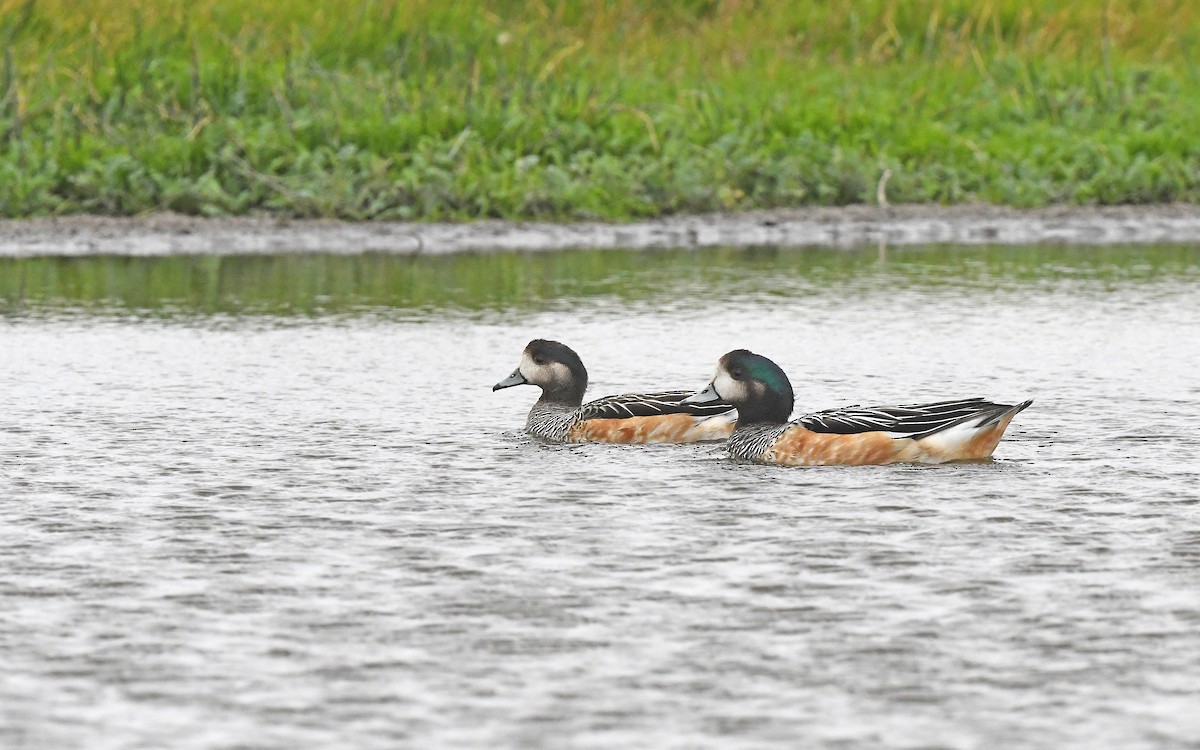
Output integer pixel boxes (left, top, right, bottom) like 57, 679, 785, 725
3, 244, 1200, 749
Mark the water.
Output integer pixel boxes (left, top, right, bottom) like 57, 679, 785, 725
2, 244, 1199, 749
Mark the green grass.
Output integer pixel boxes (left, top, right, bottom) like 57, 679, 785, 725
1, 0, 1199, 220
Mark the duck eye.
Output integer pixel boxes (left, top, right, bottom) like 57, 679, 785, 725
730, 368, 744, 380
533, 356, 546, 365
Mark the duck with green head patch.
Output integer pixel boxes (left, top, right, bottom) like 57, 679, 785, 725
494, 340, 737, 444
683, 349, 1032, 466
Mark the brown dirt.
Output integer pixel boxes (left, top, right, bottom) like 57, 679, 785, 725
1, 204, 1199, 257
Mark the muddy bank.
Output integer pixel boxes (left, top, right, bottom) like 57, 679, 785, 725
1, 204, 1199, 257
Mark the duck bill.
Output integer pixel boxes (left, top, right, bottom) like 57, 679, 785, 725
681, 382, 721, 405
492, 369, 528, 391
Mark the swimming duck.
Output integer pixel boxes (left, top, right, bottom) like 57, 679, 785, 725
493, 339, 736, 443
682, 349, 1031, 466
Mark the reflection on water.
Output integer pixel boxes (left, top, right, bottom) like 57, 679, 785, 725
1, 243, 1199, 749
2, 243, 1199, 314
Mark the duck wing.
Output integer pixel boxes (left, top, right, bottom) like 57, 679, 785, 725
581, 390, 736, 419
798, 398, 1030, 439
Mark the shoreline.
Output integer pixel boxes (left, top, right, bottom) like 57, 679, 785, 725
2, 204, 1199, 257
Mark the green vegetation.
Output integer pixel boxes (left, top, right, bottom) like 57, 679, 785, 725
4, 244, 1197, 315
1, 0, 1198, 220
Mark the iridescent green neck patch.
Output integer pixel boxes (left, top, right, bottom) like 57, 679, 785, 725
746, 355, 789, 395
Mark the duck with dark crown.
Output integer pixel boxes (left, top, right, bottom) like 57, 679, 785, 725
494, 340, 737, 443
682, 349, 1032, 466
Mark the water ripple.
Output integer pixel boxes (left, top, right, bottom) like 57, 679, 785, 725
3, 261, 1200, 749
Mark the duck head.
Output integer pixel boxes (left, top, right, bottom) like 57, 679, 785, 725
682, 349, 794, 425
493, 339, 589, 406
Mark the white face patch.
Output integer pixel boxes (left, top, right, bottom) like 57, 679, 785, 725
520, 351, 572, 389
545, 361, 572, 386
712, 369, 747, 402
519, 351, 535, 379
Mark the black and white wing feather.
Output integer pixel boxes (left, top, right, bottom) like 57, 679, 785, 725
798, 398, 1029, 439
581, 390, 736, 420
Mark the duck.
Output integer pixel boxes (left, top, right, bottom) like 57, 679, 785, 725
493, 339, 737, 443
681, 349, 1031, 466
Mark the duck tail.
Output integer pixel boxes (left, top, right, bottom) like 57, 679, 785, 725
978, 399, 1033, 428
913, 399, 1032, 461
